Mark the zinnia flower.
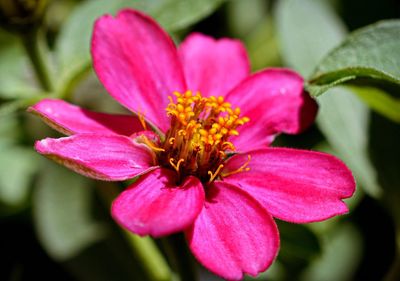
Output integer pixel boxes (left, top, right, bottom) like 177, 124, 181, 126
29, 9, 355, 280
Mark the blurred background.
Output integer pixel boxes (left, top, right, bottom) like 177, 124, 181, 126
1, 0, 400, 280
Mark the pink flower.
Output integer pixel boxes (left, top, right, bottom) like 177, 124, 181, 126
29, 9, 355, 281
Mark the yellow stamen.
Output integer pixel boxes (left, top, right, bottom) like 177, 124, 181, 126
138, 111, 147, 130
221, 155, 251, 178
222, 142, 235, 151
142, 136, 165, 152
162, 90, 250, 181
229, 129, 239, 136
169, 158, 184, 172
208, 164, 224, 182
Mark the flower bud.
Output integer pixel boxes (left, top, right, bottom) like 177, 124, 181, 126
0, 0, 48, 30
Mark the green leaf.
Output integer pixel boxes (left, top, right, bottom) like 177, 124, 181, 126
274, 0, 381, 197
227, 0, 269, 39
301, 223, 363, 281
0, 29, 39, 99
152, 0, 225, 31
0, 143, 39, 206
316, 87, 380, 197
274, 0, 346, 77
245, 17, 281, 71
33, 162, 106, 261
308, 20, 400, 96
277, 221, 321, 276
350, 86, 400, 123
55, 0, 136, 90
0, 114, 21, 145
55, 0, 224, 96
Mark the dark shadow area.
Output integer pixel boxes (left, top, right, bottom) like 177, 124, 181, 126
0, 210, 75, 281
339, 0, 399, 31
351, 195, 396, 281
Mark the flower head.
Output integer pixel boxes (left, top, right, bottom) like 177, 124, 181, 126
29, 9, 355, 280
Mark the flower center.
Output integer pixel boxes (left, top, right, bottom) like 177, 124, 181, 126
145, 90, 250, 183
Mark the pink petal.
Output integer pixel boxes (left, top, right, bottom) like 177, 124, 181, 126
178, 33, 250, 97
92, 9, 186, 132
223, 148, 356, 223
225, 68, 318, 151
35, 134, 156, 181
112, 168, 204, 237
185, 182, 279, 280
28, 99, 144, 136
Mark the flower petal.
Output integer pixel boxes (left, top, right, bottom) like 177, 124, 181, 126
225, 68, 318, 150
185, 182, 279, 280
223, 148, 356, 223
178, 33, 250, 97
35, 134, 155, 181
28, 98, 144, 136
92, 9, 186, 132
112, 168, 205, 237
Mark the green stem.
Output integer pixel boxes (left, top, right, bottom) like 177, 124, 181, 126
96, 182, 172, 281
21, 28, 54, 92
162, 234, 198, 281
384, 229, 400, 281
0, 93, 49, 117
384, 252, 400, 281
58, 64, 91, 101
125, 232, 172, 281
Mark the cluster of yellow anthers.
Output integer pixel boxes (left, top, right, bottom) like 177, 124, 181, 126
166, 91, 249, 146
153, 90, 250, 183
